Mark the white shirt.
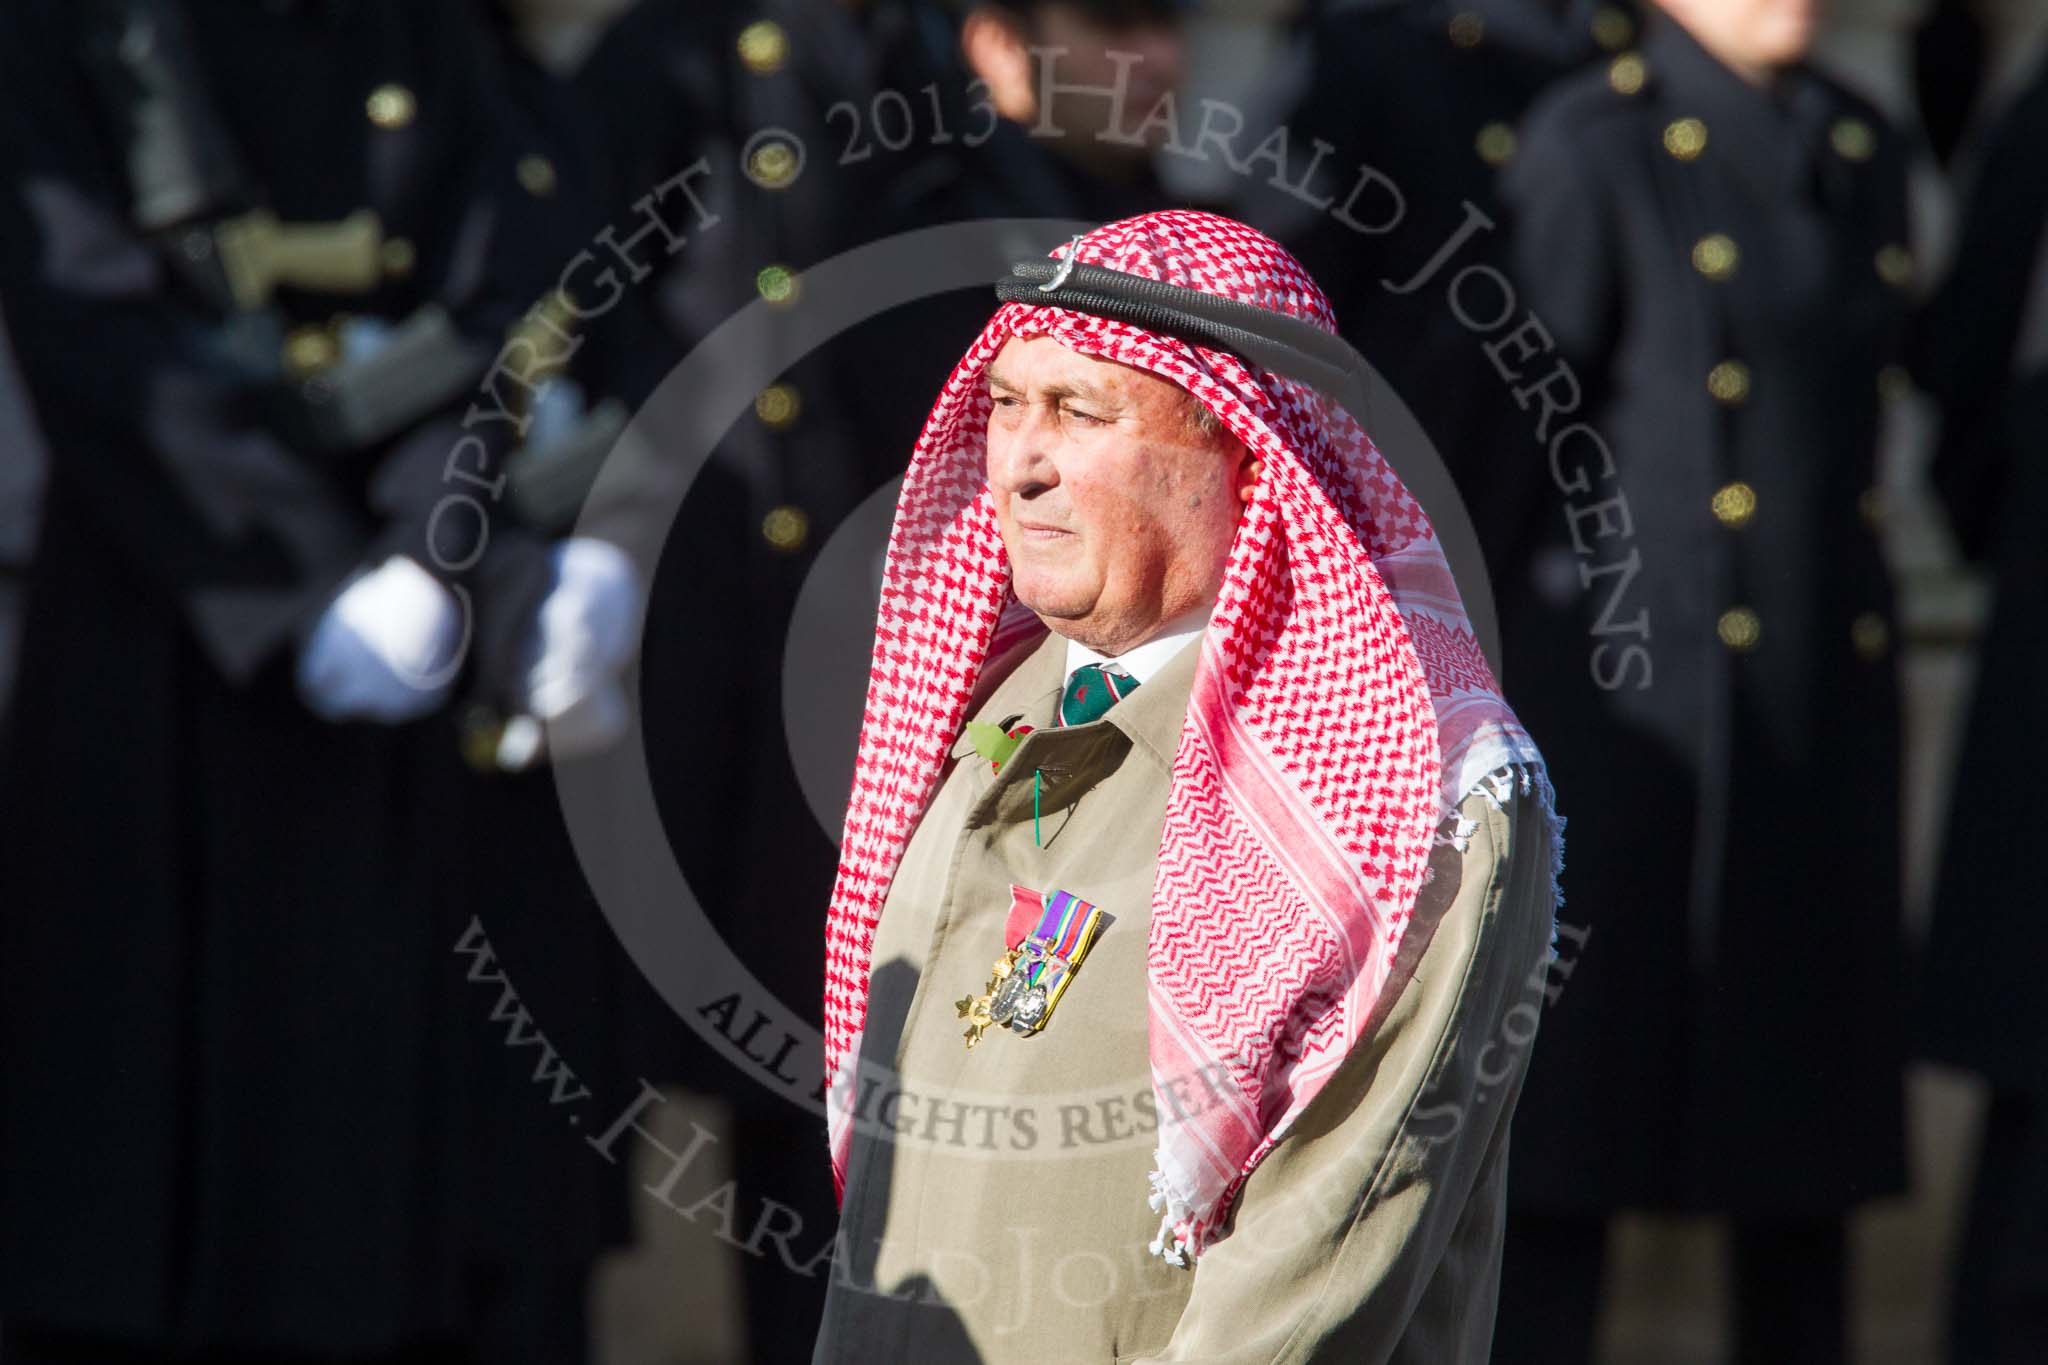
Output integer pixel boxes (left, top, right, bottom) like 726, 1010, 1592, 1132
1061, 603, 1212, 686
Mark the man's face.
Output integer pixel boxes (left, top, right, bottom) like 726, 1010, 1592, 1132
1034, 5, 1185, 147
1657, 0, 1823, 76
961, 4, 1186, 171
985, 335, 1254, 655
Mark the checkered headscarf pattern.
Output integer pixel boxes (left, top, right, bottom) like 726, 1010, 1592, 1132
823, 211, 1549, 1259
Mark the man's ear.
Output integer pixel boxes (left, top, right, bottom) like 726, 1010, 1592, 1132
1236, 452, 1264, 506
960, 8, 1036, 123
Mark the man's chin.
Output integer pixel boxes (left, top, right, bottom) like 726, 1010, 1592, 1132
1020, 600, 1089, 625
1012, 585, 1092, 626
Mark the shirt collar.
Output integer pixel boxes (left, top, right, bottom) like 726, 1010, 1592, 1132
1062, 603, 1212, 685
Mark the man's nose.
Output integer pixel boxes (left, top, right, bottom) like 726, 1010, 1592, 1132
991, 404, 1059, 498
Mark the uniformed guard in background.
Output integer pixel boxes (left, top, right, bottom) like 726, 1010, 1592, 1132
1486, 1, 1915, 1360
573, 4, 894, 1355
0, 1, 641, 1359
426, 10, 713, 1363
1916, 50, 2048, 1365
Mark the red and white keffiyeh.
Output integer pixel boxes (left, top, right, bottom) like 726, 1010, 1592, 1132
823, 210, 1553, 1260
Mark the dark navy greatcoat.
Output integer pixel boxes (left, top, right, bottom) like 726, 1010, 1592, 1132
1492, 16, 1912, 1214
0, 1, 629, 1355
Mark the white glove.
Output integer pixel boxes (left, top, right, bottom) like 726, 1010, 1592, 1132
496, 537, 639, 769
297, 555, 464, 723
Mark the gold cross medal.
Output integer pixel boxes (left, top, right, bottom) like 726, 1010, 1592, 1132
956, 886, 1105, 1048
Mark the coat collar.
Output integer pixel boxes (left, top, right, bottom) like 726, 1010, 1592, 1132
1641, 14, 1832, 204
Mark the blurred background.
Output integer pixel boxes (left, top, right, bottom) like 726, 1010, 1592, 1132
1, 0, 2043, 1361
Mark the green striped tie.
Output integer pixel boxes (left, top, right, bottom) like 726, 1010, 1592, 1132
1058, 662, 1139, 727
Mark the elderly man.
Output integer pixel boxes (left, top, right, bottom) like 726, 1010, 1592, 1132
815, 212, 1559, 1362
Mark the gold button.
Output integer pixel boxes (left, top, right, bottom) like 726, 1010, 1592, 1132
1858, 485, 1888, 530
754, 383, 802, 429
1663, 117, 1708, 160
1851, 611, 1890, 660
516, 155, 557, 197
1475, 122, 1518, 166
379, 237, 416, 279
365, 83, 416, 131
1692, 232, 1739, 281
1877, 364, 1911, 403
1609, 53, 1647, 96
1830, 118, 1875, 162
748, 140, 799, 188
1717, 606, 1761, 652
1448, 11, 1485, 47
1591, 6, 1635, 50
756, 263, 799, 305
1707, 359, 1751, 405
1875, 244, 1915, 290
737, 20, 789, 75
531, 287, 577, 337
283, 325, 338, 377
1711, 480, 1757, 528
761, 504, 810, 551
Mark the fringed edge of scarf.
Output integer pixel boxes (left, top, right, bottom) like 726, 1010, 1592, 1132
1142, 760, 1564, 1266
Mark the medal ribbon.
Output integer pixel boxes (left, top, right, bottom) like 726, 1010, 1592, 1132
1026, 889, 1100, 986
